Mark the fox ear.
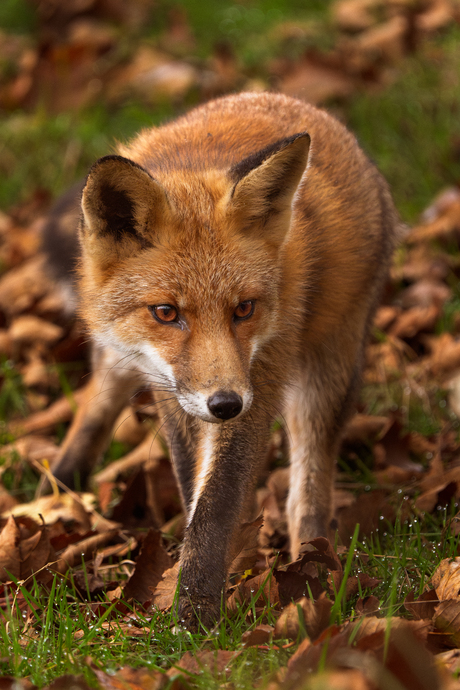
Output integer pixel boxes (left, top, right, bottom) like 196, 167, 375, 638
80, 155, 170, 265
228, 132, 310, 247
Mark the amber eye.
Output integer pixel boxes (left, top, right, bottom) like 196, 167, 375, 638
149, 304, 179, 324
234, 300, 255, 322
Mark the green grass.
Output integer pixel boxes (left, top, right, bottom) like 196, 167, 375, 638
0, 506, 456, 687
0, 102, 173, 211
347, 25, 460, 222
0, 0, 36, 33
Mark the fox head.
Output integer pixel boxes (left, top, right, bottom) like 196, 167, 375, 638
78, 132, 310, 423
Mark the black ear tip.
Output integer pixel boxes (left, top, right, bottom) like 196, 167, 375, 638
230, 131, 310, 184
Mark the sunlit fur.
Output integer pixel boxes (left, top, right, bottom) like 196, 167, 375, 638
51, 92, 400, 630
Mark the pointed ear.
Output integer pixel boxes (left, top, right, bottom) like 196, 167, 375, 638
227, 132, 310, 247
80, 155, 170, 266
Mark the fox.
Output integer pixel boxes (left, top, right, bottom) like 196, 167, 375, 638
43, 91, 399, 630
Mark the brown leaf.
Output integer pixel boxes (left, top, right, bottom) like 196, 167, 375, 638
408, 199, 460, 244
274, 594, 333, 642
277, 57, 355, 105
275, 568, 324, 605
432, 557, 460, 601
169, 650, 238, 678
297, 537, 342, 572
355, 594, 381, 616
0, 255, 53, 316
436, 648, 460, 675
19, 522, 56, 583
9, 315, 63, 348
405, 589, 439, 620
151, 562, 180, 612
241, 624, 274, 647
337, 489, 395, 542
227, 569, 279, 613
123, 529, 173, 604
228, 515, 263, 574
373, 305, 401, 331
5, 493, 94, 530
54, 529, 119, 574
343, 413, 392, 445
389, 304, 440, 339
92, 665, 167, 690
0, 517, 21, 581
333, 0, 379, 32
427, 333, 460, 377
433, 600, 460, 646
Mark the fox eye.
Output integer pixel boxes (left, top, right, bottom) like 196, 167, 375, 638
234, 300, 255, 322
149, 304, 179, 324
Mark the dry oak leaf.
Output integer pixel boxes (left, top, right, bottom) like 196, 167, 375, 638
4, 492, 95, 527
0, 516, 56, 584
389, 303, 440, 339
297, 537, 342, 572
405, 589, 439, 620
433, 600, 460, 646
274, 593, 333, 642
343, 413, 392, 445
277, 58, 355, 105
9, 315, 64, 348
408, 199, 460, 244
227, 569, 280, 613
0, 255, 54, 316
349, 615, 431, 645
228, 515, 264, 574
151, 561, 180, 611
426, 333, 460, 377
168, 650, 238, 679
399, 279, 451, 310
123, 529, 173, 604
242, 624, 274, 647
432, 557, 460, 601
0, 516, 21, 581
332, 0, 379, 32
92, 665, 167, 690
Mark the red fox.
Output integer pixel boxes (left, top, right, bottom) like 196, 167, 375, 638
45, 91, 399, 630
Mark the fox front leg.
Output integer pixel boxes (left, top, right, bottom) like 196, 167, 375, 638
52, 344, 144, 489
173, 418, 269, 631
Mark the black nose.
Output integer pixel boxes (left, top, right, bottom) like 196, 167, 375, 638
207, 390, 243, 420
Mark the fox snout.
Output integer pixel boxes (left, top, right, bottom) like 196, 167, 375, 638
207, 390, 243, 420
177, 384, 252, 424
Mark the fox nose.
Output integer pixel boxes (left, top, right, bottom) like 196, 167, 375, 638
207, 391, 243, 420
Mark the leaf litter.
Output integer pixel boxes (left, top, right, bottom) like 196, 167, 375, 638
1, 0, 460, 687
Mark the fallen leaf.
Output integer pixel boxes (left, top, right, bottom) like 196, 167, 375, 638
227, 569, 280, 613
405, 589, 439, 620
241, 624, 274, 647
151, 562, 180, 612
274, 594, 333, 642
228, 515, 263, 574
123, 529, 173, 604
92, 665, 167, 690
432, 557, 460, 601
169, 650, 238, 678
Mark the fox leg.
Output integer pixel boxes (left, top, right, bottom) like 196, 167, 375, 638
284, 344, 363, 558
52, 345, 144, 489
167, 413, 271, 630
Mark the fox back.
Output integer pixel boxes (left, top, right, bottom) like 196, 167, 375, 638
50, 92, 399, 630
